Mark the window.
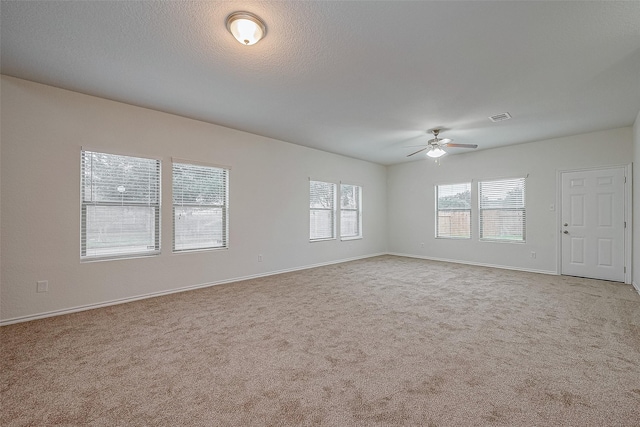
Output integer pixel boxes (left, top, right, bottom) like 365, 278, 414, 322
173, 161, 229, 252
479, 177, 526, 242
310, 180, 336, 241
81, 150, 161, 259
436, 182, 471, 239
340, 184, 362, 239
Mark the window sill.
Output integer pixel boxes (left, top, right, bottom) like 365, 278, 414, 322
173, 246, 228, 255
479, 238, 526, 244
310, 237, 336, 243
341, 236, 362, 241
81, 251, 160, 263
435, 236, 471, 240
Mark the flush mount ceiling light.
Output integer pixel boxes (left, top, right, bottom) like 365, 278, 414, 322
226, 11, 266, 46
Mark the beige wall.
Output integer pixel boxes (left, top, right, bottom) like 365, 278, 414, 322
0, 76, 388, 323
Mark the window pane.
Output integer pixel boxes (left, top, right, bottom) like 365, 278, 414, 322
479, 179, 525, 209
437, 211, 471, 238
436, 183, 471, 238
479, 178, 526, 241
84, 205, 157, 257
341, 185, 358, 209
172, 163, 227, 206
81, 150, 161, 259
310, 210, 334, 240
173, 162, 229, 252
310, 181, 335, 209
174, 206, 224, 251
82, 151, 159, 204
341, 210, 359, 237
310, 181, 336, 240
480, 209, 525, 241
340, 184, 362, 238
437, 183, 471, 209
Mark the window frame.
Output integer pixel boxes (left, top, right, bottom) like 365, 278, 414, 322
172, 159, 230, 253
478, 177, 526, 243
309, 180, 337, 242
435, 182, 472, 239
80, 149, 161, 261
340, 183, 363, 240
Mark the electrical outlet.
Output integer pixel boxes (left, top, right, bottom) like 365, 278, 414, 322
36, 280, 48, 293
420, 243, 425, 248
530, 252, 536, 259
258, 254, 263, 262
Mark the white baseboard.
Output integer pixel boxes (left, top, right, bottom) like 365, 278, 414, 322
7, 252, 632, 327
387, 252, 557, 276
0, 252, 387, 326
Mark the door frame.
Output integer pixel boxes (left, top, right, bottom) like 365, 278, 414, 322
555, 164, 632, 284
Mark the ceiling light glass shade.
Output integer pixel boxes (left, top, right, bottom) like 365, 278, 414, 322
226, 12, 266, 45
426, 147, 446, 158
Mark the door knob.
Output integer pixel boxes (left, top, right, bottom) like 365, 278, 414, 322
564, 223, 568, 227
563, 230, 569, 234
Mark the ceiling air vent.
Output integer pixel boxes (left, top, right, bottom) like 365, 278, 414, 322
489, 112, 512, 122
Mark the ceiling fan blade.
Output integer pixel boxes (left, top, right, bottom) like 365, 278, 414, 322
407, 147, 429, 157
444, 143, 478, 149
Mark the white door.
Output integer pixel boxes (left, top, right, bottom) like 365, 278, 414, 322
561, 167, 626, 282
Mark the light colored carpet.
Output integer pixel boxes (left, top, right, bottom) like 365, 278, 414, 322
2, 255, 639, 426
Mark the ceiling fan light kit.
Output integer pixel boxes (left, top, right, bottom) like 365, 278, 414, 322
426, 147, 446, 158
406, 129, 478, 160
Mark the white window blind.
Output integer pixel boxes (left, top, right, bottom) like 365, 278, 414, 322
479, 177, 526, 242
310, 180, 336, 241
436, 182, 471, 239
81, 150, 161, 259
173, 162, 229, 252
340, 184, 362, 239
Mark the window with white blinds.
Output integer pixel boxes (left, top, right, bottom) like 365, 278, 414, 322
310, 180, 336, 241
81, 150, 161, 259
436, 182, 471, 239
479, 177, 526, 242
340, 184, 362, 239
173, 161, 229, 252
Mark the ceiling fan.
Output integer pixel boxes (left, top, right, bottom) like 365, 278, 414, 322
406, 129, 478, 158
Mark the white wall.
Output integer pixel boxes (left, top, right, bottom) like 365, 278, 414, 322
1, 74, 636, 324
633, 109, 640, 292
0, 76, 388, 323
388, 127, 633, 274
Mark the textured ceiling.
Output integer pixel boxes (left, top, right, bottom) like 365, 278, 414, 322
2, 1, 639, 165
